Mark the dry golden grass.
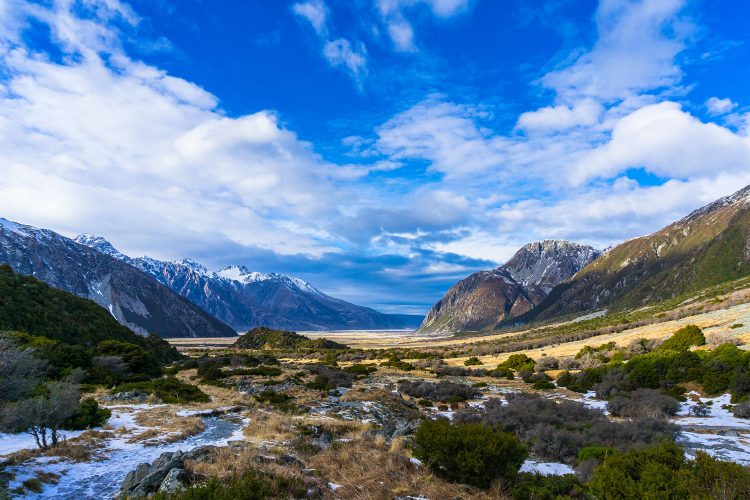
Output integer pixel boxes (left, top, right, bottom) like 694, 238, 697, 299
242, 411, 370, 447
5, 430, 110, 464
128, 407, 206, 445
308, 437, 509, 500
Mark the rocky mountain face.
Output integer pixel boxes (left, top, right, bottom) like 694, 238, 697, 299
520, 184, 750, 323
419, 240, 601, 333
0, 219, 236, 338
75, 235, 423, 332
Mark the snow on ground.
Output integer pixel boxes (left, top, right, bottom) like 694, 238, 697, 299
676, 393, 750, 429
0, 430, 87, 456
4, 406, 246, 499
520, 460, 575, 476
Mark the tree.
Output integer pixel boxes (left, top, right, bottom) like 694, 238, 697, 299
0, 334, 47, 401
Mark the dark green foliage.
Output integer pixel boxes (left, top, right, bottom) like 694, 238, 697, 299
511, 473, 584, 500
0, 265, 179, 362
589, 442, 750, 500
62, 398, 111, 430
228, 366, 283, 377
499, 354, 536, 371
489, 367, 515, 380
464, 356, 483, 366
381, 356, 414, 371
233, 327, 347, 350
577, 445, 616, 463
113, 377, 209, 403
151, 467, 308, 499
456, 394, 678, 464
303, 364, 356, 390
399, 380, 480, 403
659, 325, 706, 352
413, 418, 527, 489
96, 340, 162, 379
342, 363, 377, 376
556, 365, 612, 393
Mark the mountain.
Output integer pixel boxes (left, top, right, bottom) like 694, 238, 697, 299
74, 235, 424, 332
0, 218, 236, 338
0, 263, 180, 364
518, 184, 750, 323
419, 240, 601, 333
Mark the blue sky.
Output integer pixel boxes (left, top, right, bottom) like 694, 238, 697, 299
1, 0, 749, 315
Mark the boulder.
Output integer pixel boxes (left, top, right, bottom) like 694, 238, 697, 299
158, 467, 187, 493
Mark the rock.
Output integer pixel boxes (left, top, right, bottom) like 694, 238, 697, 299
184, 445, 219, 462
119, 463, 153, 493
279, 455, 305, 468
158, 467, 187, 493
102, 390, 149, 402
312, 431, 334, 449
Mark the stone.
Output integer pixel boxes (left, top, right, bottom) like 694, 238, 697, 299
158, 467, 187, 493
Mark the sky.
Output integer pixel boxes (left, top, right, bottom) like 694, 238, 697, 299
1, 0, 749, 315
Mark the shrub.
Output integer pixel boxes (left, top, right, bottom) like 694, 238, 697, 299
535, 356, 559, 372
151, 467, 308, 499
456, 394, 678, 464
342, 363, 377, 376
511, 473, 583, 500
62, 398, 111, 430
464, 357, 483, 366
489, 367, 515, 380
381, 356, 414, 371
398, 380, 480, 403
413, 418, 526, 489
659, 325, 705, 352
499, 354, 536, 371
113, 377, 209, 404
608, 389, 680, 419
303, 364, 356, 389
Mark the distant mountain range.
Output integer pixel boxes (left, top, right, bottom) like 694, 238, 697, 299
419, 240, 601, 332
73, 235, 423, 332
0, 219, 235, 338
421, 184, 750, 333
519, 184, 750, 323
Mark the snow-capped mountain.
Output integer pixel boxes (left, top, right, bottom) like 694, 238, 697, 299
0, 219, 236, 338
418, 240, 602, 333
74, 236, 423, 332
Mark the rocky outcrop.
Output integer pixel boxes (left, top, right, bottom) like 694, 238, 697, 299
419, 241, 601, 333
0, 218, 236, 338
76, 235, 423, 332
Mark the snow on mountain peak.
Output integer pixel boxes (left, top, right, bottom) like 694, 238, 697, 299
0, 217, 33, 237
74, 234, 125, 259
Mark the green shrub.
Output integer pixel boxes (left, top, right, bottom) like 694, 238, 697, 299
499, 354, 536, 371
659, 325, 705, 351
577, 445, 616, 463
730, 323, 744, 329
22, 478, 43, 494
113, 377, 209, 404
343, 363, 377, 376
464, 357, 483, 366
151, 467, 308, 499
489, 367, 515, 380
381, 356, 414, 371
413, 419, 527, 489
63, 398, 111, 430
511, 473, 583, 500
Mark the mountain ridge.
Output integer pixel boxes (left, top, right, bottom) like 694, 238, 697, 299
74, 235, 423, 332
419, 240, 601, 333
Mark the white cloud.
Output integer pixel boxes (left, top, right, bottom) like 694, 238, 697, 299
323, 38, 368, 81
375, 0, 471, 51
541, 0, 692, 103
705, 96, 737, 115
0, 1, 349, 258
292, 1, 328, 36
517, 99, 603, 133
573, 102, 750, 184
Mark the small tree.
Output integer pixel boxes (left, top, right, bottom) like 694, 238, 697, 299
413, 418, 526, 489
659, 325, 705, 351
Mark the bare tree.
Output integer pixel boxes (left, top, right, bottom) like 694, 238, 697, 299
0, 335, 47, 402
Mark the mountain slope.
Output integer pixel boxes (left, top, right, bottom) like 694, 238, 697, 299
419, 240, 601, 333
0, 263, 180, 363
0, 219, 236, 338
518, 185, 750, 323
75, 236, 423, 332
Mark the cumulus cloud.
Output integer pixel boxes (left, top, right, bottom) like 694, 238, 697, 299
705, 96, 738, 115
573, 102, 750, 184
292, 1, 328, 35
517, 99, 603, 133
0, 0, 349, 259
541, 0, 692, 103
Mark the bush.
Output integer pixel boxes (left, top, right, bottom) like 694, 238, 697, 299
499, 354, 536, 371
413, 419, 526, 489
464, 357, 483, 366
151, 467, 308, 499
113, 377, 209, 404
381, 356, 414, 371
608, 389, 680, 419
489, 367, 515, 380
398, 380, 480, 403
456, 393, 678, 464
511, 473, 584, 500
62, 398, 111, 430
303, 364, 356, 390
659, 325, 705, 351
535, 356, 559, 372
342, 363, 377, 376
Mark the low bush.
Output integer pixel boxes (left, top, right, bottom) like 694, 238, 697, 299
511, 473, 584, 500
733, 402, 750, 419
381, 356, 414, 371
464, 357, 483, 366
607, 389, 680, 419
456, 393, 678, 463
62, 398, 111, 430
498, 354, 536, 372
112, 377, 209, 404
658, 325, 705, 352
303, 364, 356, 389
398, 380, 480, 403
151, 467, 308, 499
413, 418, 527, 489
